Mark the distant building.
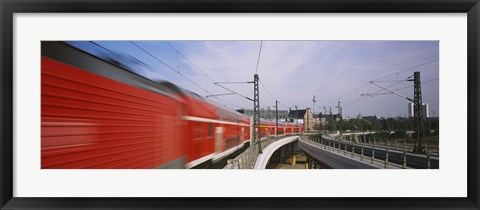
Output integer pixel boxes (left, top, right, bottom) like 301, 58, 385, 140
288, 109, 306, 124
304, 108, 314, 131
408, 103, 429, 118
313, 112, 341, 127
236, 109, 289, 121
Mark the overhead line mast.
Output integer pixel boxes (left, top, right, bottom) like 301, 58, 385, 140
253, 74, 261, 154
411, 72, 426, 153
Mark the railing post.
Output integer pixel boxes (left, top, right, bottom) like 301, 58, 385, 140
402, 150, 407, 169
351, 143, 354, 158
425, 140, 429, 154
344, 143, 347, 156
384, 148, 389, 169
371, 145, 375, 164
361, 143, 364, 161
427, 152, 431, 169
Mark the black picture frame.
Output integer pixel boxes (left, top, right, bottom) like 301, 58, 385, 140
1, 0, 479, 209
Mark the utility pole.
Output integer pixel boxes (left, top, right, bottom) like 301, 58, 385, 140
276, 100, 278, 138
413, 71, 425, 153
295, 105, 298, 128
337, 101, 343, 136
253, 74, 262, 154
267, 106, 271, 120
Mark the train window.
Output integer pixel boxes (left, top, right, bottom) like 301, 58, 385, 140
208, 123, 213, 137
195, 122, 201, 139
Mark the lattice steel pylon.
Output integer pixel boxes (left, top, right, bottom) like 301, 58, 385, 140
253, 74, 262, 154
413, 71, 425, 153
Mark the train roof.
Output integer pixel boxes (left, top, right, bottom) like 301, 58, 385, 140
215, 105, 249, 122
43, 42, 177, 99
158, 81, 249, 122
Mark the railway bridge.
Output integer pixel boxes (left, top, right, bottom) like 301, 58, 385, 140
224, 132, 438, 169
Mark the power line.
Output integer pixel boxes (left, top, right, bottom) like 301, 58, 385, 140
324, 83, 370, 106
331, 59, 438, 106
343, 77, 438, 107
164, 41, 256, 106
164, 41, 217, 83
342, 77, 408, 107
378, 78, 439, 93
129, 41, 210, 94
372, 58, 439, 81
372, 79, 410, 83
89, 41, 163, 74
215, 81, 253, 84
258, 77, 294, 111
370, 81, 413, 102
255, 41, 263, 74
214, 82, 253, 101
259, 79, 277, 101
90, 41, 116, 55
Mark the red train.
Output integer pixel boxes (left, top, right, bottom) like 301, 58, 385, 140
41, 41, 303, 169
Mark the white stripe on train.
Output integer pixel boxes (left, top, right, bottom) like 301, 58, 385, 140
182, 116, 250, 127
185, 153, 215, 169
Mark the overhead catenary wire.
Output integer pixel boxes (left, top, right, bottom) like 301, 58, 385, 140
372, 58, 439, 81
129, 41, 211, 94
89, 41, 268, 111
90, 41, 117, 55
342, 77, 438, 107
164, 41, 217, 83
374, 78, 439, 93
331, 59, 439, 106
342, 78, 407, 107
90, 41, 156, 73
214, 82, 253, 101
258, 77, 294, 110
164, 41, 256, 106
259, 79, 278, 102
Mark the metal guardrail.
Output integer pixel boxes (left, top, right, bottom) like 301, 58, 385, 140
330, 131, 439, 155
299, 137, 379, 169
304, 134, 438, 169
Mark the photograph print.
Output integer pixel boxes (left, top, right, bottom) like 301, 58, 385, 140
41, 40, 439, 169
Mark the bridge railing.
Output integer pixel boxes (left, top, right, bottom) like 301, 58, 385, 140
333, 131, 439, 155
224, 135, 276, 169
303, 134, 438, 169
224, 134, 299, 169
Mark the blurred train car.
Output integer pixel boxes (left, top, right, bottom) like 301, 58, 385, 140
41, 42, 187, 169
158, 82, 251, 168
41, 41, 303, 169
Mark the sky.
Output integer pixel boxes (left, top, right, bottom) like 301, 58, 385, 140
66, 41, 439, 118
